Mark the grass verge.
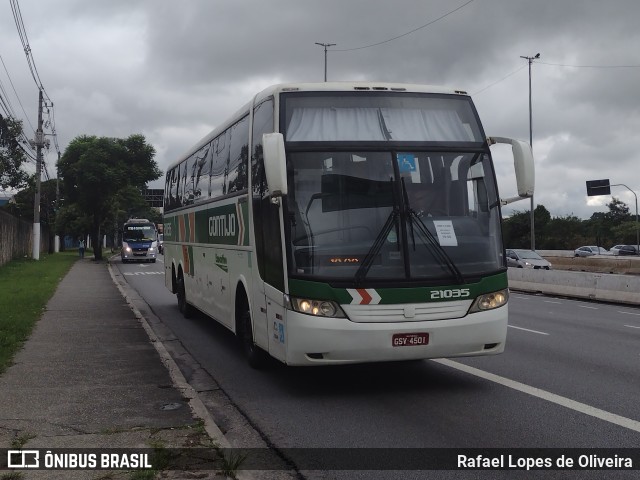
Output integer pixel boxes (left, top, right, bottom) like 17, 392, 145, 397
0, 251, 78, 374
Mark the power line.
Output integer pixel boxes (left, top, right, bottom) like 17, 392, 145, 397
10, 0, 47, 92
471, 57, 640, 96
535, 60, 640, 69
472, 64, 527, 96
334, 0, 475, 52
8, 0, 60, 162
0, 54, 36, 134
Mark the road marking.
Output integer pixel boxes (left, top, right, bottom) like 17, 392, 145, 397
624, 325, 640, 329
619, 311, 640, 316
544, 300, 562, 304
508, 325, 550, 335
578, 305, 598, 309
123, 271, 164, 276
432, 359, 640, 434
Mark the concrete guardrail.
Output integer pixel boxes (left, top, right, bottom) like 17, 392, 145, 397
508, 268, 640, 306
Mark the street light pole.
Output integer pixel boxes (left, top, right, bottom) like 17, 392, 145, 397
610, 183, 639, 255
315, 42, 336, 82
520, 53, 540, 251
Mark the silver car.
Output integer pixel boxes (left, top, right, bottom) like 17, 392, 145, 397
506, 249, 552, 269
574, 246, 609, 257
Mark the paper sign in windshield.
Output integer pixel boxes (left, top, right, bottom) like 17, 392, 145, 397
433, 220, 458, 246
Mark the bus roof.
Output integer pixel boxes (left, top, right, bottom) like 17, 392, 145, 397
124, 218, 154, 225
253, 82, 468, 105
168, 82, 471, 170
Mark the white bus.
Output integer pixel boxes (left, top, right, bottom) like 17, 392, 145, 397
163, 82, 534, 368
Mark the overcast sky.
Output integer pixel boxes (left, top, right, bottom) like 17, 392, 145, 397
1, 0, 639, 219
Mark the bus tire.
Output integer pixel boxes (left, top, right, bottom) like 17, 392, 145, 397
177, 274, 193, 319
240, 309, 267, 369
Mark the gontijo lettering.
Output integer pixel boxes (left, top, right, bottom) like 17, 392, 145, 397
208, 213, 236, 237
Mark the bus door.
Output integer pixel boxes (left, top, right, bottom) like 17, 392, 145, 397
253, 193, 287, 362
263, 198, 286, 361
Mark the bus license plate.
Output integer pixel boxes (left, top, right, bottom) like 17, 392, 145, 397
392, 333, 429, 347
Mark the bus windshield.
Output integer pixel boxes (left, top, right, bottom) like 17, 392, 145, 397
283, 92, 484, 142
286, 150, 503, 282
123, 224, 156, 242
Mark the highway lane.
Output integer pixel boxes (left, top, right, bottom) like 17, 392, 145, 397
115, 257, 640, 478
457, 292, 640, 422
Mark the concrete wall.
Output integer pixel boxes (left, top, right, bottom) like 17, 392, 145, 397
508, 268, 640, 306
0, 210, 51, 267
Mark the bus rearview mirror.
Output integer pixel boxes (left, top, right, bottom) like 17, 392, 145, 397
488, 137, 535, 205
262, 133, 288, 197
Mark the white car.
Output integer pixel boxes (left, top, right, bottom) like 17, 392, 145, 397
574, 246, 609, 257
609, 245, 626, 256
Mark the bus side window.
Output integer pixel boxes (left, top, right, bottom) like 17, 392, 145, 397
170, 164, 181, 210
182, 154, 196, 206
164, 168, 173, 210
227, 115, 250, 194
251, 98, 274, 197
211, 132, 229, 198
194, 143, 212, 202
251, 98, 282, 289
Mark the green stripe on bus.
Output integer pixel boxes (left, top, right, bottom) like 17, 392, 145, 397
165, 198, 250, 246
287, 272, 508, 304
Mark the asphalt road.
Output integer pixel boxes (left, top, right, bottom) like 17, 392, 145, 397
116, 257, 640, 479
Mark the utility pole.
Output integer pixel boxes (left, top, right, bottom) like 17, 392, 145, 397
55, 150, 60, 252
31, 89, 44, 260
315, 42, 336, 82
520, 53, 540, 251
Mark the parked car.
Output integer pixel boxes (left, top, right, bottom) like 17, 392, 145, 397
574, 246, 609, 257
506, 249, 552, 269
617, 245, 639, 256
609, 245, 626, 256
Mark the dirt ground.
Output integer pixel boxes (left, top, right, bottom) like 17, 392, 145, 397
541, 255, 640, 275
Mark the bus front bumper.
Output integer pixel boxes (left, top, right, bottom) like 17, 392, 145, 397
283, 306, 508, 366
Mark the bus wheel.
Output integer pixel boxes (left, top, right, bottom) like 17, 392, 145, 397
177, 274, 193, 319
240, 309, 267, 369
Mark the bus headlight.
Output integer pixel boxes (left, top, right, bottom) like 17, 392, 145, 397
287, 296, 346, 318
468, 289, 509, 313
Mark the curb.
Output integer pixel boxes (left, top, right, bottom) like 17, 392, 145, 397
107, 260, 231, 448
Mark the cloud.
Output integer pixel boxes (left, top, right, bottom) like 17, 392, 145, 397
1, 0, 638, 219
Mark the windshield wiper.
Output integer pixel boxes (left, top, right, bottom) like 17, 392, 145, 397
355, 179, 398, 285
401, 178, 465, 284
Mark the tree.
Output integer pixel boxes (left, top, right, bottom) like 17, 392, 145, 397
539, 215, 587, 249
502, 209, 531, 248
611, 221, 639, 246
58, 134, 161, 260
0, 115, 29, 189
584, 198, 632, 247
605, 197, 631, 225
502, 205, 550, 249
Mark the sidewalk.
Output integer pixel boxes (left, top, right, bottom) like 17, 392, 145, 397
0, 258, 230, 479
